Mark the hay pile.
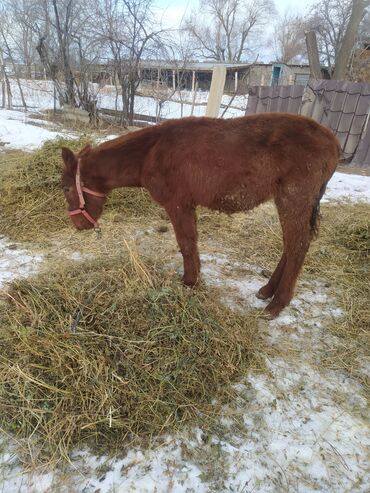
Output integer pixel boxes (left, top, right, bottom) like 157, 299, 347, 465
200, 202, 370, 391
305, 204, 369, 390
0, 254, 261, 464
335, 212, 369, 257
0, 136, 157, 243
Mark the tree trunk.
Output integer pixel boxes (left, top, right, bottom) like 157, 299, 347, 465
51, 0, 76, 106
0, 48, 12, 109
120, 79, 129, 126
332, 0, 370, 80
1, 34, 28, 110
36, 36, 66, 106
128, 79, 136, 125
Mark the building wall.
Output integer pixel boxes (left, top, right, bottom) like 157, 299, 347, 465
224, 68, 250, 93
246, 64, 312, 87
138, 63, 313, 94
246, 65, 273, 86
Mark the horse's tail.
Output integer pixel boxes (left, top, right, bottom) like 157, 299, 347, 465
310, 180, 329, 238
336, 142, 345, 165
310, 137, 341, 238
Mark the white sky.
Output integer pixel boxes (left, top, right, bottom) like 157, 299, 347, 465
156, 0, 316, 62
156, 0, 315, 28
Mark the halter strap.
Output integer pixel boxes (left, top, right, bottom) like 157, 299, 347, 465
68, 159, 105, 229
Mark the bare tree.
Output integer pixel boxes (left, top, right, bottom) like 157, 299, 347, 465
185, 0, 275, 62
307, 0, 370, 78
0, 0, 169, 122
0, 47, 12, 109
273, 14, 307, 64
50, 0, 76, 105
332, 0, 370, 79
0, 3, 28, 109
151, 38, 200, 121
308, 0, 353, 70
28, 0, 101, 113
359, 3, 370, 41
93, 0, 165, 125
2, 0, 39, 79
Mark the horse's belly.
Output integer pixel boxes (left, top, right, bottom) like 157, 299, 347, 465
209, 189, 266, 213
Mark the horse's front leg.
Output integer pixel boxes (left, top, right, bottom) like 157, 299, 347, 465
165, 204, 200, 286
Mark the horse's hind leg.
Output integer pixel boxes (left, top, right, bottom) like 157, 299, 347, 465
256, 253, 286, 300
263, 189, 318, 318
258, 178, 330, 304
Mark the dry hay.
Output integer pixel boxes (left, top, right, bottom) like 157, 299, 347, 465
0, 136, 369, 463
200, 202, 369, 392
0, 136, 157, 243
0, 253, 262, 465
311, 203, 370, 390
334, 211, 369, 257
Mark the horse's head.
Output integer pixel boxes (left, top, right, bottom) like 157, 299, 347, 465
61, 145, 106, 231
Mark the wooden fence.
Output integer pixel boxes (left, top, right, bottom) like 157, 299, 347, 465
245, 79, 370, 168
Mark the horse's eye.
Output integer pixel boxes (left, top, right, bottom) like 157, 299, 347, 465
63, 186, 70, 193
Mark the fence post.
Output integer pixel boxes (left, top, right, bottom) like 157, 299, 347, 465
0, 48, 6, 108
191, 81, 199, 116
305, 30, 322, 79
206, 65, 226, 118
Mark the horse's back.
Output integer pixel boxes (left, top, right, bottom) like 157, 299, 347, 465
156, 113, 339, 176
144, 114, 340, 211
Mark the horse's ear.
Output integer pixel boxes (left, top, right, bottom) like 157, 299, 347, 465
78, 144, 92, 158
61, 147, 77, 171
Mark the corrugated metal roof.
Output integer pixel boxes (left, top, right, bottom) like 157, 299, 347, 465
245, 79, 370, 168
138, 61, 314, 72
139, 60, 252, 71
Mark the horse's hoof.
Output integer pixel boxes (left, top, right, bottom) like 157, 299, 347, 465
182, 277, 198, 288
263, 302, 284, 320
256, 288, 272, 300
261, 310, 277, 320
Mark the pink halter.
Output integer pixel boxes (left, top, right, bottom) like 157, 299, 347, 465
68, 159, 105, 230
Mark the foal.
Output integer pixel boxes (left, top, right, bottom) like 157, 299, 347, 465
61, 113, 340, 318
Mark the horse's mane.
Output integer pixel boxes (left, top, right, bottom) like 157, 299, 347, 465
96, 125, 159, 153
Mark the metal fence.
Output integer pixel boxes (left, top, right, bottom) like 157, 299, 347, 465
245, 79, 370, 168
246, 85, 305, 115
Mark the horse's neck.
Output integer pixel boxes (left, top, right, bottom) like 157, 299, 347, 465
94, 127, 157, 190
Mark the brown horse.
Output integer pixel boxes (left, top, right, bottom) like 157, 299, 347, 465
61, 113, 340, 318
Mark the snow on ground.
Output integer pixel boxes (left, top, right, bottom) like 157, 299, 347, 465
113, 91, 247, 119
8, 78, 247, 120
1, 253, 369, 493
323, 172, 370, 203
9, 79, 59, 111
0, 109, 66, 150
0, 237, 43, 285
0, 97, 369, 492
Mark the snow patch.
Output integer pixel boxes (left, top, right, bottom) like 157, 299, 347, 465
324, 172, 370, 203
0, 238, 42, 287
0, 109, 67, 150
